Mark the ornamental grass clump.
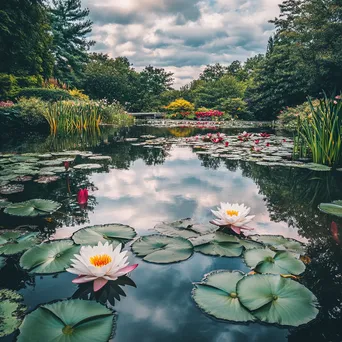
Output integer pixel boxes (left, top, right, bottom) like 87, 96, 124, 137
296, 93, 342, 167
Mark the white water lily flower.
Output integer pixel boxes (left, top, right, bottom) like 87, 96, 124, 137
66, 242, 138, 292
211, 202, 255, 234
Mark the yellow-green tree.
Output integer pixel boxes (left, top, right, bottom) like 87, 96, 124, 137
164, 98, 195, 113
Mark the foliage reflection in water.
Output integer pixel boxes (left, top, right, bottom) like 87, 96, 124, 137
0, 126, 341, 342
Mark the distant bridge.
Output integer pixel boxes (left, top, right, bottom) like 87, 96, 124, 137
129, 112, 164, 119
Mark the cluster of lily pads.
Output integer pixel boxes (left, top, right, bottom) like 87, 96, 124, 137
130, 218, 319, 327
0, 223, 137, 340
0, 150, 112, 197
128, 133, 338, 171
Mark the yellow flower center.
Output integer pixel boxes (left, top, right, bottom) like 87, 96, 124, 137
89, 254, 112, 267
226, 210, 239, 217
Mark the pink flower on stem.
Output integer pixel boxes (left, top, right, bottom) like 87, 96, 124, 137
64, 161, 70, 171
225, 141, 229, 147
77, 189, 88, 205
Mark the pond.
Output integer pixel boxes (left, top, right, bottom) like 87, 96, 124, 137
0, 125, 341, 342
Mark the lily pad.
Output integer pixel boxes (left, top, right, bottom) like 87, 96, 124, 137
34, 176, 60, 184
0, 184, 24, 195
74, 164, 102, 170
4, 199, 61, 217
154, 218, 199, 238
132, 235, 194, 264
191, 232, 243, 257
0, 199, 11, 208
17, 299, 115, 342
0, 289, 26, 337
20, 240, 80, 274
192, 270, 255, 322
243, 248, 306, 275
237, 274, 319, 326
318, 201, 342, 217
88, 156, 112, 161
250, 235, 306, 255
14, 176, 33, 182
0, 232, 39, 256
72, 224, 136, 246
39, 166, 66, 174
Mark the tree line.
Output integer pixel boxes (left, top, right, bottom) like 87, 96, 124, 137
1, 0, 342, 119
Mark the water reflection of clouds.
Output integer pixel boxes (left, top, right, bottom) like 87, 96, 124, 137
110, 254, 287, 342
89, 146, 305, 241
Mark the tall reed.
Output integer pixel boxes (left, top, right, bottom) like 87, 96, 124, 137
45, 101, 101, 134
295, 93, 342, 167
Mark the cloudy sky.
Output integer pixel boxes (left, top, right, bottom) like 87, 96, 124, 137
84, 0, 281, 88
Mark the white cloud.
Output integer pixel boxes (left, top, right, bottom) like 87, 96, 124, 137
84, 0, 281, 88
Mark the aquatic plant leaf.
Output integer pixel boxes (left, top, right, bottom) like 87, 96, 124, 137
34, 176, 60, 184
193, 271, 255, 322
0, 232, 39, 256
192, 232, 243, 257
154, 218, 199, 238
132, 235, 193, 263
237, 238, 264, 250
39, 166, 66, 174
4, 199, 61, 217
0, 184, 24, 195
72, 224, 136, 246
0, 199, 11, 208
249, 235, 306, 254
17, 299, 114, 342
318, 202, 342, 217
20, 240, 80, 274
74, 164, 102, 170
243, 249, 306, 275
88, 156, 112, 161
237, 274, 319, 326
0, 289, 26, 337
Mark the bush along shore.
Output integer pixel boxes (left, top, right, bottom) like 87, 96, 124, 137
0, 87, 134, 132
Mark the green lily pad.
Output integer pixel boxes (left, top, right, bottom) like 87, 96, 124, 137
237, 238, 264, 250
306, 163, 331, 172
154, 218, 199, 238
39, 166, 66, 174
74, 164, 102, 170
318, 201, 342, 217
132, 235, 194, 264
191, 232, 243, 257
72, 224, 136, 246
34, 176, 60, 184
20, 240, 80, 274
88, 156, 112, 161
0, 184, 24, 195
192, 270, 255, 322
0, 199, 11, 208
250, 235, 306, 255
4, 199, 61, 217
237, 274, 319, 326
243, 248, 306, 275
0, 232, 39, 256
17, 299, 115, 342
0, 289, 26, 337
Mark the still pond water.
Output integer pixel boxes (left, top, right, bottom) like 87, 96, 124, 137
0, 125, 341, 342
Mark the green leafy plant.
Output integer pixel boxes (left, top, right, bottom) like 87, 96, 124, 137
16, 97, 48, 126
16, 88, 73, 102
295, 93, 342, 167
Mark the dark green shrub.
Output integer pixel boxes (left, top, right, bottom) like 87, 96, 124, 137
16, 75, 43, 88
0, 74, 19, 100
0, 106, 23, 127
16, 88, 73, 102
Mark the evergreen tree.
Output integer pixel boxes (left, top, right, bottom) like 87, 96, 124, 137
50, 0, 94, 85
0, 0, 54, 77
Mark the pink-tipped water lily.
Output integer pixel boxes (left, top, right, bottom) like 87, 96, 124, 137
211, 202, 255, 234
67, 242, 138, 292
64, 161, 70, 171
77, 189, 88, 205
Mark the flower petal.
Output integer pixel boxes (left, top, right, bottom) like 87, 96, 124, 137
116, 264, 138, 277
93, 278, 108, 292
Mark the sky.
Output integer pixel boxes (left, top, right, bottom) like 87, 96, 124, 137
84, 0, 282, 88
